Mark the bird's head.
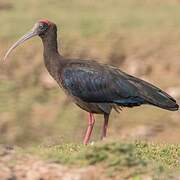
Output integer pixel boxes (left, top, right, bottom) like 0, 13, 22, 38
3, 19, 56, 61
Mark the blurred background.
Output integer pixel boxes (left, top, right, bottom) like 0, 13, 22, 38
0, 0, 180, 146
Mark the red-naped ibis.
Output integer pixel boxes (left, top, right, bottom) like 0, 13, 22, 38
3, 20, 179, 145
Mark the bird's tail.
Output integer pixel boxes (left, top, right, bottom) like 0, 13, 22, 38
145, 90, 179, 111
128, 78, 179, 111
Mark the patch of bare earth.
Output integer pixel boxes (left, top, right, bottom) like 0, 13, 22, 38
0, 145, 107, 180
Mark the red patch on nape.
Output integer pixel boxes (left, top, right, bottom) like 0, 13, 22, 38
39, 19, 51, 25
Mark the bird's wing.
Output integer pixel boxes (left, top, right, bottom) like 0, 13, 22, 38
61, 61, 178, 110
61, 62, 142, 106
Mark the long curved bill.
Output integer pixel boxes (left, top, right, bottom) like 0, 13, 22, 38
3, 31, 38, 61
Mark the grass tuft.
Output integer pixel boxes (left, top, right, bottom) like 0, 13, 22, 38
24, 141, 180, 178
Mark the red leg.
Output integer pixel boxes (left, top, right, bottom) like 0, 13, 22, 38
101, 114, 109, 140
83, 113, 95, 145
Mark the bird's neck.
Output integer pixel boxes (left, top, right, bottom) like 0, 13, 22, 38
42, 31, 58, 53
41, 31, 63, 81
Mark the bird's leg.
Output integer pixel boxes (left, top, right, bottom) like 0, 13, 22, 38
83, 113, 95, 145
101, 114, 109, 140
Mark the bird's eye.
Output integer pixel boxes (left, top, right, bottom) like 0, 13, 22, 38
39, 23, 48, 32
38, 23, 48, 35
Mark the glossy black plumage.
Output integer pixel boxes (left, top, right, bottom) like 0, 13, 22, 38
61, 59, 178, 112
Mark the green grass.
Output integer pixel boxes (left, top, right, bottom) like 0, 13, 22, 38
24, 141, 180, 178
136, 142, 180, 169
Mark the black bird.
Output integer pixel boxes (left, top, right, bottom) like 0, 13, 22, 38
3, 19, 179, 145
